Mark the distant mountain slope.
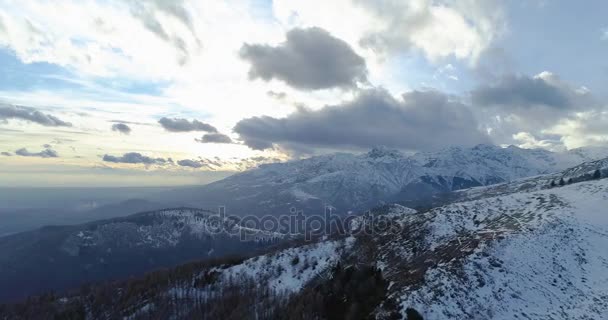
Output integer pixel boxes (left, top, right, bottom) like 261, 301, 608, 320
156, 144, 608, 215
0, 198, 166, 237
0, 208, 284, 303
8, 157, 608, 319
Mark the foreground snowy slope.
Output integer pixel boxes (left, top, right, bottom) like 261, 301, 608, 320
387, 179, 608, 319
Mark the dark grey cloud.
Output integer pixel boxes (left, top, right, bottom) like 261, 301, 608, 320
196, 133, 233, 144
158, 117, 218, 133
471, 74, 573, 109
240, 27, 368, 90
471, 72, 599, 146
111, 123, 132, 135
102, 152, 171, 165
0, 104, 72, 127
177, 159, 206, 168
1, 152, 12, 156
234, 88, 489, 152
15, 148, 58, 158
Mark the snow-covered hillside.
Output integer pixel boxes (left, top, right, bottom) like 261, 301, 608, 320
0, 208, 284, 303
61, 208, 283, 255
393, 178, 608, 319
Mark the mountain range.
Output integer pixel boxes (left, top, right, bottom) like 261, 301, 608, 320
2, 144, 608, 316
3, 150, 608, 319
156, 144, 608, 215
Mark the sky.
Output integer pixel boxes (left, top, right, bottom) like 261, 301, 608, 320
1, 0, 608, 187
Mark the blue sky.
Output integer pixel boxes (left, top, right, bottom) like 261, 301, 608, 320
1, 0, 607, 186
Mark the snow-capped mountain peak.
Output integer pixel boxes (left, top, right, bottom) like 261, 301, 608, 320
168, 145, 608, 215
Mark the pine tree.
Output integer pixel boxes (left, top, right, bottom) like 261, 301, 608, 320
559, 178, 565, 186
406, 307, 424, 320
550, 180, 556, 187
594, 169, 602, 180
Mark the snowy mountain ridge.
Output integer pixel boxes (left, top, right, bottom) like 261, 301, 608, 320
184, 144, 608, 214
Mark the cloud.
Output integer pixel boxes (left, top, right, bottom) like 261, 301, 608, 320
158, 117, 218, 132
15, 148, 58, 158
357, 0, 505, 63
472, 72, 598, 138
196, 133, 233, 144
109, 120, 152, 126
273, 0, 504, 64
126, 0, 199, 65
0, 104, 72, 127
240, 27, 368, 90
0, 0, 205, 80
512, 132, 565, 152
102, 152, 171, 165
177, 159, 206, 168
472, 73, 575, 110
467, 71, 607, 151
111, 123, 132, 135
234, 88, 489, 152
267, 90, 287, 100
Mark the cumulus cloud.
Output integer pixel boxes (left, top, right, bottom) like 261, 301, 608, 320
240, 27, 368, 90
177, 159, 206, 168
0, 104, 72, 127
196, 133, 233, 144
15, 148, 58, 158
111, 123, 132, 135
472, 72, 583, 110
472, 72, 599, 142
158, 117, 218, 132
102, 152, 171, 165
234, 88, 489, 152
